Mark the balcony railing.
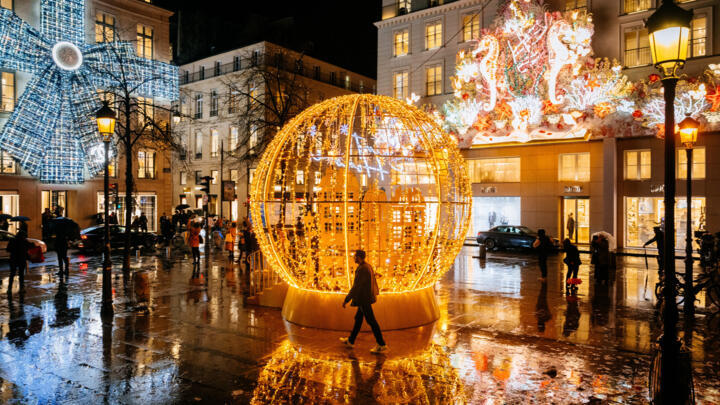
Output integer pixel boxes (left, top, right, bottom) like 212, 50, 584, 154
180, 52, 374, 94
381, 0, 458, 20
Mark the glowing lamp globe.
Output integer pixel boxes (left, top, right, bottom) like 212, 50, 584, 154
250, 94, 471, 330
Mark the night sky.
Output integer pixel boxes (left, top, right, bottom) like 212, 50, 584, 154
154, 0, 380, 79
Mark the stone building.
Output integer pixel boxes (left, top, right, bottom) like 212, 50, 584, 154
376, 0, 720, 249
0, 0, 175, 237
173, 41, 376, 223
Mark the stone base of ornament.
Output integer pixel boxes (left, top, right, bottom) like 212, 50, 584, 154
281, 285, 440, 331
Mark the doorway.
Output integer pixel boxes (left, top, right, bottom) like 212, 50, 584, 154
563, 197, 590, 244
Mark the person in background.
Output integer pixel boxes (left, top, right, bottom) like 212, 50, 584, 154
18, 220, 28, 234
7, 230, 32, 294
0, 215, 9, 232
643, 226, 665, 276
42, 208, 53, 240
566, 213, 575, 241
532, 229, 553, 282
188, 222, 201, 264
138, 213, 148, 233
340, 249, 387, 353
225, 222, 237, 261
53, 208, 72, 278
595, 234, 610, 284
563, 238, 581, 294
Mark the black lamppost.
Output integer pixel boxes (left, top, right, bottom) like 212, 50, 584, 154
678, 116, 699, 317
646, 1, 693, 403
96, 101, 117, 318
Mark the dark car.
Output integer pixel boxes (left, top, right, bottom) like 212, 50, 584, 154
477, 225, 559, 251
76, 225, 157, 254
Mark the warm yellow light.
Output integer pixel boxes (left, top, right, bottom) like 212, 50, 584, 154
678, 116, 699, 148
96, 117, 115, 135
648, 26, 689, 76
249, 94, 471, 294
95, 102, 116, 140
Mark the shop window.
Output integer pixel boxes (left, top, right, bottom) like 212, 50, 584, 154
470, 197, 521, 236
95, 12, 115, 43
625, 196, 706, 250
468, 157, 520, 183
677, 147, 705, 179
425, 21, 442, 50
393, 71, 409, 100
624, 27, 651, 67
41, 191, 67, 216
426, 65, 442, 96
462, 13, 480, 42
0, 151, 16, 174
559, 153, 590, 182
1, 72, 14, 112
394, 29, 409, 57
624, 0, 650, 14
97, 193, 157, 232
624, 149, 651, 180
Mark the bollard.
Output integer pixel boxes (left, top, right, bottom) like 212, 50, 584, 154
478, 243, 486, 259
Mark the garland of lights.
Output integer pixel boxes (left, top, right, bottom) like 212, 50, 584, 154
249, 94, 471, 294
0, 0, 178, 183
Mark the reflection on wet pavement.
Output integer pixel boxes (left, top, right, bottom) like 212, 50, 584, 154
0, 247, 717, 403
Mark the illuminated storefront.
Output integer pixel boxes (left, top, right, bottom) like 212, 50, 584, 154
625, 197, 706, 250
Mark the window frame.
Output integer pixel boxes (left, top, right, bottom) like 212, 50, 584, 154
195, 131, 203, 159
462, 12, 480, 42
393, 29, 409, 57
136, 24, 154, 59
210, 129, 220, 158
0, 151, 17, 174
0, 71, 15, 113
468, 157, 521, 183
393, 70, 409, 100
622, 0, 652, 15
688, 8, 711, 59
624, 149, 652, 180
137, 149, 156, 179
95, 11, 116, 43
622, 23, 651, 68
210, 89, 219, 117
564, 0, 588, 11
425, 64, 442, 96
677, 146, 706, 180
558, 152, 591, 182
425, 20, 443, 50
194, 93, 203, 118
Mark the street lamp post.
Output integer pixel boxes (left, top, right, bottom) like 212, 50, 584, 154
679, 116, 699, 318
647, 1, 693, 403
96, 101, 117, 318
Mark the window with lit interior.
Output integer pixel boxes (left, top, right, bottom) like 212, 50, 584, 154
137, 149, 155, 179
95, 12, 115, 43
624, 26, 651, 67
393, 71, 409, 99
394, 30, 409, 57
425, 22, 442, 50
677, 147, 705, 179
468, 157, 521, 183
463, 13, 480, 42
137, 24, 153, 59
559, 153, 590, 182
426, 66, 442, 96
624, 149, 651, 180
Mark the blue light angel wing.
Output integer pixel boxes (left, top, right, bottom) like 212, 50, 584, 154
0, 8, 52, 74
83, 41, 179, 101
69, 73, 105, 176
0, 68, 63, 176
40, 0, 85, 45
39, 105, 86, 184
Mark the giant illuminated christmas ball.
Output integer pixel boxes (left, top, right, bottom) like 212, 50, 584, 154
250, 94, 470, 328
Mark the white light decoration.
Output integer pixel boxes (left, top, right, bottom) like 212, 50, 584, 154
476, 34, 500, 111
0, 0, 179, 183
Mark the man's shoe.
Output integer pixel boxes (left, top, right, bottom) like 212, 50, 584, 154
339, 337, 354, 348
370, 345, 388, 354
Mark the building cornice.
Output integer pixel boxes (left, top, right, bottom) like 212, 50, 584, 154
374, 0, 485, 29
94, 0, 174, 22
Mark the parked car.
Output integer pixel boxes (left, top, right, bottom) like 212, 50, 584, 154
75, 225, 157, 254
0, 230, 47, 261
477, 225, 559, 251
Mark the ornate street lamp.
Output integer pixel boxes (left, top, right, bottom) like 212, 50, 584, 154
96, 101, 116, 318
678, 116, 699, 318
646, 1, 693, 403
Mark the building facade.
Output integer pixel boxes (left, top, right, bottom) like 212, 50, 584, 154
173, 41, 376, 223
376, 0, 720, 249
0, 0, 175, 237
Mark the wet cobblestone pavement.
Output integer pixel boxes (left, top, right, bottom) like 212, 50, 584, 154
0, 246, 718, 404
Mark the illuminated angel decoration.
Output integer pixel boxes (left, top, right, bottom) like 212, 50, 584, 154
0, 0, 178, 183
475, 34, 500, 111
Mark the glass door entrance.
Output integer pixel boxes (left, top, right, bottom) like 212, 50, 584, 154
563, 197, 590, 244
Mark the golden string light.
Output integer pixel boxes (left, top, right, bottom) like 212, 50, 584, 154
250, 94, 471, 294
